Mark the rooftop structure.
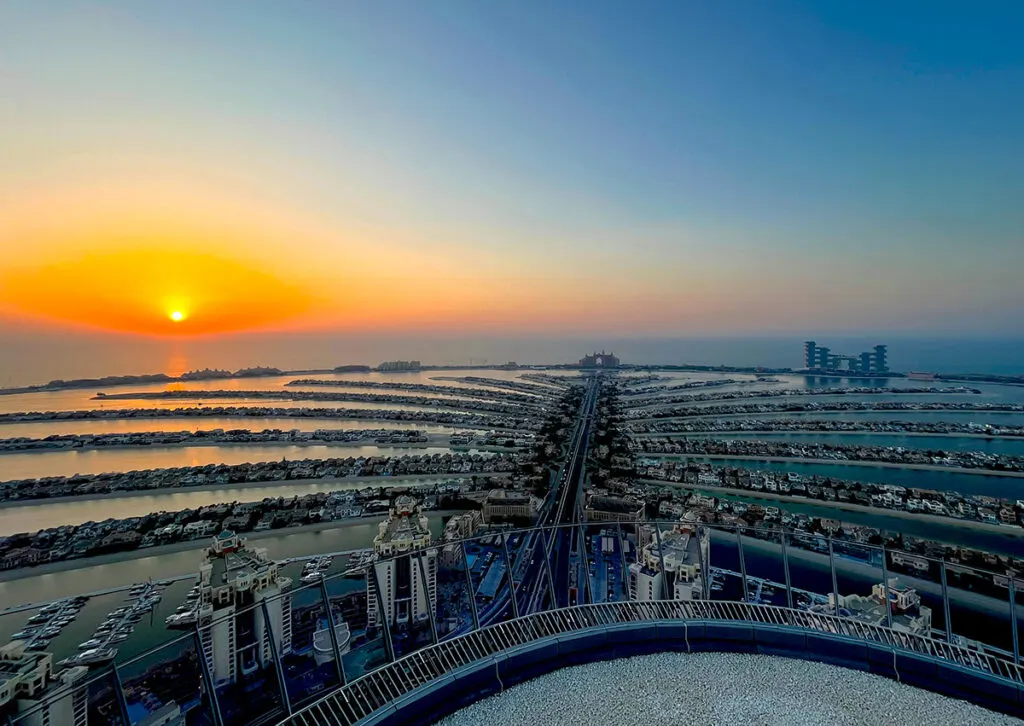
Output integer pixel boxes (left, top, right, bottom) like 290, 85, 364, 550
193, 531, 293, 685
629, 523, 708, 602
0, 642, 88, 726
482, 489, 537, 524
825, 578, 932, 635
367, 497, 438, 628
376, 360, 421, 372
585, 494, 645, 522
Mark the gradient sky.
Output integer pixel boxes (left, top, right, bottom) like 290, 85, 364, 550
2, 1, 1022, 338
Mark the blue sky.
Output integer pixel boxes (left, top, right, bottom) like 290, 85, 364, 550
1, 1, 1022, 335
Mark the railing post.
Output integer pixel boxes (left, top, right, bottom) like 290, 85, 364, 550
735, 527, 749, 604
414, 550, 439, 645
780, 532, 794, 610
368, 563, 396, 662
193, 622, 224, 726
879, 545, 893, 630
940, 562, 953, 644
695, 523, 710, 599
615, 521, 630, 600
261, 599, 292, 717
460, 543, 480, 630
1010, 577, 1020, 665
536, 527, 558, 612
109, 661, 132, 726
651, 523, 670, 601
319, 578, 348, 686
576, 524, 594, 605
501, 532, 521, 620
827, 537, 840, 615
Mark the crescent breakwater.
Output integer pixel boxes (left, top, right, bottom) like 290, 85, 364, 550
285, 378, 553, 401
91, 388, 545, 415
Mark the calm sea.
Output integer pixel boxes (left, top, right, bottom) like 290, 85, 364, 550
1, 330, 1023, 387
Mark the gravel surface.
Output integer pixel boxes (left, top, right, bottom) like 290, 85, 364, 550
437, 653, 1021, 726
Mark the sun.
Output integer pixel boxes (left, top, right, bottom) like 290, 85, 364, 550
169, 310, 186, 322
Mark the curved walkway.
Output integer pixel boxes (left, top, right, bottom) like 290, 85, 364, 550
276, 601, 1024, 726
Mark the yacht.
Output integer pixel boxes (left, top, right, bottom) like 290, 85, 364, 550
58, 648, 117, 668
10, 630, 38, 640
300, 571, 325, 584
78, 639, 104, 650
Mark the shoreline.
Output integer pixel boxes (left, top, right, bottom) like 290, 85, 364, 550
0, 510, 465, 584
645, 453, 1024, 477
0, 472, 508, 509
639, 478, 1024, 538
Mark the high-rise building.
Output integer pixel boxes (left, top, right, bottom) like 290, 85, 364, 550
366, 497, 438, 629
628, 523, 708, 602
193, 531, 293, 685
803, 341, 889, 373
0, 643, 88, 726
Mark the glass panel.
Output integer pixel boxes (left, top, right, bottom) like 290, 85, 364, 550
203, 598, 286, 726
117, 633, 216, 726
707, 523, 743, 602
274, 579, 342, 710
831, 541, 889, 629
383, 552, 435, 660
86, 667, 126, 726
945, 561, 1015, 657
324, 558, 386, 681
466, 531, 514, 627
885, 546, 946, 641
738, 525, 787, 606
782, 530, 833, 612
435, 539, 477, 638
619, 520, 642, 602
9, 665, 120, 726
582, 524, 613, 604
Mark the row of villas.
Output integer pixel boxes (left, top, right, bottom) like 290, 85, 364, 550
0, 451, 520, 501
636, 461, 1023, 529
0, 478, 500, 572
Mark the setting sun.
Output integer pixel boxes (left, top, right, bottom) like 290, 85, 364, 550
169, 311, 186, 322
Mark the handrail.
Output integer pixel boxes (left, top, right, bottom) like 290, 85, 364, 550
278, 600, 1024, 726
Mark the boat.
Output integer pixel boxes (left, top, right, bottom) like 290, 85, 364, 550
300, 571, 324, 584
25, 639, 50, 651
109, 633, 129, 643
58, 648, 117, 668
78, 639, 104, 650
11, 630, 39, 640
39, 603, 62, 614
26, 613, 50, 624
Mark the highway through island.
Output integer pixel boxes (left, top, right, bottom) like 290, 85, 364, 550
506, 376, 600, 618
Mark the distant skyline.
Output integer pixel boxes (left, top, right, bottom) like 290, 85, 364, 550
2, 1, 1023, 338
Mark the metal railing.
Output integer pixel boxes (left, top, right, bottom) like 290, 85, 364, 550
280, 599, 1024, 726
5, 520, 1022, 726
